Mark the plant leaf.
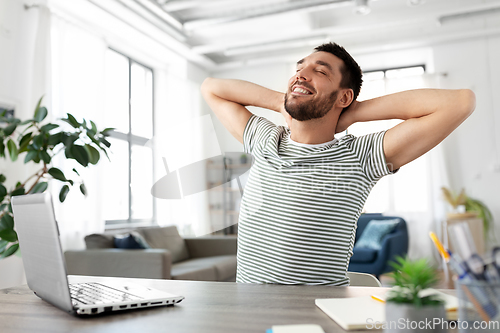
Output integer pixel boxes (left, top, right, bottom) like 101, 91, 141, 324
100, 137, 111, 148
48, 167, 67, 181
32, 134, 44, 150
0, 174, 6, 183
72, 168, 80, 176
31, 182, 48, 194
3, 123, 17, 136
20, 119, 34, 125
90, 120, 97, 133
18, 132, 33, 152
71, 144, 89, 167
7, 139, 18, 161
0, 243, 19, 258
0, 213, 14, 231
0, 240, 8, 253
80, 183, 87, 196
11, 186, 25, 196
48, 132, 63, 146
24, 150, 38, 163
40, 150, 51, 163
66, 113, 80, 128
34, 106, 48, 122
84, 144, 100, 165
34, 96, 44, 116
0, 229, 18, 242
0, 140, 4, 158
59, 185, 70, 202
40, 123, 59, 132
0, 184, 6, 197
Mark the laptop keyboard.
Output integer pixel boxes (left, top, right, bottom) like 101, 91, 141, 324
69, 282, 143, 306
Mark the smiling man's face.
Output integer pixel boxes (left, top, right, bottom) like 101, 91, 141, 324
285, 51, 344, 121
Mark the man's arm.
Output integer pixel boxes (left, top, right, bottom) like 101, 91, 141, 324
201, 78, 286, 143
336, 89, 476, 171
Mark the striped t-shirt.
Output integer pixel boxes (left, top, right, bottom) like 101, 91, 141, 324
236, 114, 396, 286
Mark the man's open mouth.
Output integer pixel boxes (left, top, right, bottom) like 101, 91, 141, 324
292, 86, 313, 95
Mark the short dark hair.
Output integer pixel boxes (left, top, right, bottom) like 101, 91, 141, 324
314, 42, 362, 109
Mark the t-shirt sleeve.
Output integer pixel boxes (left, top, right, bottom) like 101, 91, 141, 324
351, 130, 398, 181
243, 114, 277, 154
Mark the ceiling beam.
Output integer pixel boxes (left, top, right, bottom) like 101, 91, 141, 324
133, 0, 183, 30
161, 0, 256, 13
86, 0, 216, 69
182, 0, 352, 32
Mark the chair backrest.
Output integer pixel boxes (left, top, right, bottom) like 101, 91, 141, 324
347, 271, 382, 287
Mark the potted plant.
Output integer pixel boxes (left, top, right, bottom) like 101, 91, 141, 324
385, 256, 446, 333
441, 187, 495, 240
0, 97, 112, 258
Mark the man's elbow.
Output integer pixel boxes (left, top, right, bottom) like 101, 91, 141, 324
459, 89, 476, 117
201, 77, 215, 96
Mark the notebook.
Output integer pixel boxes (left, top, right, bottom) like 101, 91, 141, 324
11, 193, 184, 316
315, 289, 459, 330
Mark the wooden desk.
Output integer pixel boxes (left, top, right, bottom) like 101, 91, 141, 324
0, 276, 455, 333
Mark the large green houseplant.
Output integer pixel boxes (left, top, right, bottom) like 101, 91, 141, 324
0, 97, 112, 259
385, 256, 446, 333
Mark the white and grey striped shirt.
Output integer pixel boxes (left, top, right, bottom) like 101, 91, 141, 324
236, 115, 396, 286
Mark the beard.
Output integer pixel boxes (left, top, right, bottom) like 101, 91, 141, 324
284, 89, 338, 121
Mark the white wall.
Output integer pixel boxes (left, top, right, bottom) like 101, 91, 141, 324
0, 0, 43, 290
434, 36, 500, 243
209, 63, 292, 153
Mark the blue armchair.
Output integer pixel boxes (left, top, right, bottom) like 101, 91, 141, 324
348, 213, 409, 278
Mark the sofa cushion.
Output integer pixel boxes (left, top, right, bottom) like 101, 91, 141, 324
114, 232, 151, 249
350, 247, 378, 263
137, 226, 189, 263
171, 255, 237, 281
85, 233, 115, 249
355, 219, 400, 250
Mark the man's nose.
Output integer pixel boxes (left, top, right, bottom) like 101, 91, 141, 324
296, 69, 310, 81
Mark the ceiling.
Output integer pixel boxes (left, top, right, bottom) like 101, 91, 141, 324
90, 0, 500, 70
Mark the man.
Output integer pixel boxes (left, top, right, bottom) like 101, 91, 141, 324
201, 42, 475, 286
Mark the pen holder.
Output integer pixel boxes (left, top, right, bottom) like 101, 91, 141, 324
454, 279, 500, 333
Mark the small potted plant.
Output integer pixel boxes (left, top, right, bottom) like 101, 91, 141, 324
385, 256, 446, 333
240, 153, 248, 164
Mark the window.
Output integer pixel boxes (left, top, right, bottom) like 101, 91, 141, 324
101, 49, 155, 227
347, 65, 430, 214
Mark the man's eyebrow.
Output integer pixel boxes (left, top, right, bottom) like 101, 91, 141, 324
316, 60, 333, 72
295, 59, 334, 73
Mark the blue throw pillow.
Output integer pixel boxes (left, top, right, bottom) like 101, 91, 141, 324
355, 219, 400, 250
114, 232, 151, 249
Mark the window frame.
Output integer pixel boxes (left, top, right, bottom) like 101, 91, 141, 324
104, 48, 156, 229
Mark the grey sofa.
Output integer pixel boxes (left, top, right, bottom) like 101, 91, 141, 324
64, 226, 237, 282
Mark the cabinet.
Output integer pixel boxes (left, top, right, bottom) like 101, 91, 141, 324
206, 152, 252, 235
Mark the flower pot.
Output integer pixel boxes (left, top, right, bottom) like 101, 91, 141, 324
385, 302, 446, 333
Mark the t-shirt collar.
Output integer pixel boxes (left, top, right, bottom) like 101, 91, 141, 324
288, 132, 338, 148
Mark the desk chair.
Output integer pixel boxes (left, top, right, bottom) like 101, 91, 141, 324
347, 271, 382, 287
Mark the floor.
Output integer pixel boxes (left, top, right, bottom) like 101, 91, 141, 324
379, 269, 455, 289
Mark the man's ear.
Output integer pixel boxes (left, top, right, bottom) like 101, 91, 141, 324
337, 89, 354, 108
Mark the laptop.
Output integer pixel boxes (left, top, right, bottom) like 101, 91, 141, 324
11, 192, 184, 316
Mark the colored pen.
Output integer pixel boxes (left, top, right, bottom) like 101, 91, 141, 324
428, 232, 498, 319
